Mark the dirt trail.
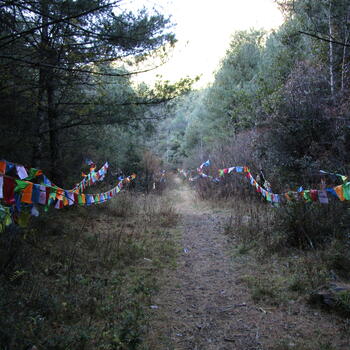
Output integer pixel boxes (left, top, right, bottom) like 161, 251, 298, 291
147, 180, 347, 350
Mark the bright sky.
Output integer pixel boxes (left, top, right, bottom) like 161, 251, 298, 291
128, 0, 284, 87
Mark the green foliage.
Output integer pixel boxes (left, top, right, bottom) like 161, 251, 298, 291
0, 0, 196, 180
335, 290, 350, 315
163, 0, 350, 184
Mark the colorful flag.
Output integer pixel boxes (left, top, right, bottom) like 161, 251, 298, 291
0, 161, 6, 174
39, 185, 47, 205
16, 165, 28, 179
318, 190, 329, 204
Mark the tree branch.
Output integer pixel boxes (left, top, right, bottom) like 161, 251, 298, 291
0, 1, 118, 46
0, 54, 163, 77
299, 30, 350, 47
59, 98, 176, 106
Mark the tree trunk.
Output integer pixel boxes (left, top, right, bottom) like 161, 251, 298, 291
328, 0, 335, 99
47, 79, 61, 184
341, 5, 350, 91
32, 68, 47, 168
32, 0, 61, 184
32, 0, 49, 168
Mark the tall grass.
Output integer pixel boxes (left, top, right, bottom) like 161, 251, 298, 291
0, 191, 179, 349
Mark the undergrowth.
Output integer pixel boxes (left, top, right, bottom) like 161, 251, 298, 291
222, 195, 350, 318
215, 193, 350, 348
0, 191, 179, 350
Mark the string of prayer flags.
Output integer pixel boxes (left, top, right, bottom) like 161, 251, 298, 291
71, 162, 109, 193
183, 161, 350, 205
0, 159, 108, 195
0, 159, 136, 230
217, 164, 350, 205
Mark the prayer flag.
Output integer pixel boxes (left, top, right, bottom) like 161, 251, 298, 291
326, 188, 338, 198
25, 168, 43, 181
334, 185, 345, 201
6, 162, 14, 174
78, 195, 84, 205
14, 180, 30, 193
48, 189, 57, 206
273, 194, 280, 203
310, 190, 318, 202
318, 190, 329, 204
67, 191, 74, 205
15, 193, 21, 211
303, 190, 312, 202
86, 195, 92, 205
31, 184, 40, 203
56, 189, 64, 201
342, 182, 350, 200
39, 185, 47, 204
31, 205, 40, 217
43, 176, 51, 186
0, 161, 6, 174
16, 165, 28, 179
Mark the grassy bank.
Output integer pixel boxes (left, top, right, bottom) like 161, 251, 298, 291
0, 191, 179, 350
215, 196, 350, 349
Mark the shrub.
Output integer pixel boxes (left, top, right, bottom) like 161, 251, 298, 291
271, 201, 349, 250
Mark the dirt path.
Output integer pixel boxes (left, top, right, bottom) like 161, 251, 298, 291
147, 180, 348, 350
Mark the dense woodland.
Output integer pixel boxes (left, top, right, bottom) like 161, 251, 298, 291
159, 0, 350, 187
0, 0, 194, 185
1, 0, 350, 349
2, 0, 350, 184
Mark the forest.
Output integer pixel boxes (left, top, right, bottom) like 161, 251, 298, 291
1, 0, 350, 349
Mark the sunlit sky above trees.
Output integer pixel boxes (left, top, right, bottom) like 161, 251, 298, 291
130, 0, 284, 86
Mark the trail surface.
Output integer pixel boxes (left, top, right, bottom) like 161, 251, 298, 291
147, 180, 347, 350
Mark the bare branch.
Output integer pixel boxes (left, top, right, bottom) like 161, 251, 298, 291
0, 54, 163, 77
299, 30, 350, 47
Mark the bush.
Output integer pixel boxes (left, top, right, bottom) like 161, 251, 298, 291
271, 201, 349, 250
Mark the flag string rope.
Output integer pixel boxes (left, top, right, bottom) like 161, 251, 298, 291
179, 161, 350, 204
0, 159, 109, 193
0, 160, 136, 230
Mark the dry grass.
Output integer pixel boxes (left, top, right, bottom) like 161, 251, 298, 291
0, 191, 179, 350
216, 195, 350, 347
